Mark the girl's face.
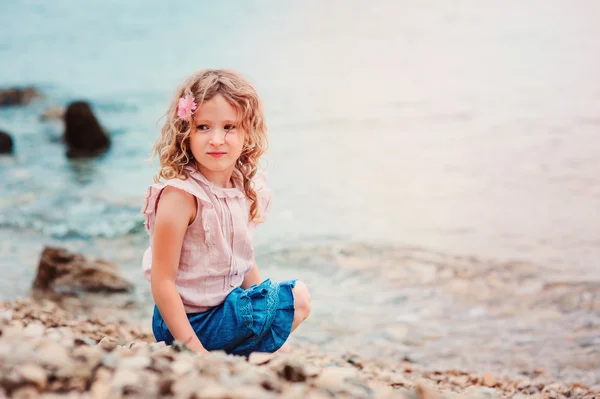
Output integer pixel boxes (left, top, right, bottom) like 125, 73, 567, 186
189, 94, 245, 183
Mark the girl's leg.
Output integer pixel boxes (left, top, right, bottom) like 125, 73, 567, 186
291, 280, 311, 332
275, 280, 311, 354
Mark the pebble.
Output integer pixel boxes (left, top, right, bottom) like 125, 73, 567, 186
15, 364, 47, 390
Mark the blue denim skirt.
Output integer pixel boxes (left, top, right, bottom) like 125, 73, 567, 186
152, 278, 296, 356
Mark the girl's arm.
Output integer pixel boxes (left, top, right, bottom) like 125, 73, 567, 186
150, 186, 208, 354
241, 259, 261, 289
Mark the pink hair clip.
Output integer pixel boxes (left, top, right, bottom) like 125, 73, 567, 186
177, 94, 198, 120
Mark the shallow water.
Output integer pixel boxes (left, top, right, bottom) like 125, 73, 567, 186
1, 0, 599, 385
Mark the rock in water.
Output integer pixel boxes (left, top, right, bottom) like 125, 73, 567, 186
0, 130, 13, 154
40, 105, 66, 121
0, 87, 41, 106
63, 101, 110, 158
32, 247, 133, 295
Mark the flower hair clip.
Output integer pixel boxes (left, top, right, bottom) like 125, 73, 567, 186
177, 94, 197, 120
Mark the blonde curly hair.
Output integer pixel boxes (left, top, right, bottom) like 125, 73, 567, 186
153, 69, 268, 222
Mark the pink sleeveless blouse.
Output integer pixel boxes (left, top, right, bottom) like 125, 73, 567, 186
141, 165, 271, 313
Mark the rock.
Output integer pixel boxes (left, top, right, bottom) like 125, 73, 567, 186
450, 375, 471, 389
171, 357, 194, 376
542, 382, 570, 395
11, 386, 40, 399
71, 345, 105, 371
268, 355, 308, 382
481, 372, 497, 387
23, 323, 45, 338
15, 364, 47, 391
119, 355, 151, 370
40, 106, 65, 121
98, 336, 119, 352
90, 367, 111, 399
0, 369, 22, 394
32, 247, 133, 296
110, 369, 140, 394
0, 131, 14, 155
367, 381, 394, 398
415, 380, 442, 399
0, 309, 12, 324
101, 353, 119, 369
228, 386, 272, 399
313, 367, 356, 388
63, 101, 110, 158
74, 336, 96, 346
171, 374, 211, 398
248, 352, 276, 366
0, 87, 41, 107
384, 371, 413, 388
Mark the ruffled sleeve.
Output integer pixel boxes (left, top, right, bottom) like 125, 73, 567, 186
141, 178, 214, 236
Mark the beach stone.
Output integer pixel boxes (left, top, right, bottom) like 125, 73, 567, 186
110, 369, 140, 394
367, 380, 395, 398
101, 353, 119, 369
450, 375, 471, 389
249, 352, 277, 366
172, 374, 212, 398
40, 106, 65, 121
98, 336, 119, 351
36, 341, 71, 371
0, 87, 41, 107
15, 364, 47, 391
171, 357, 195, 376
0, 370, 23, 394
0, 131, 14, 154
541, 382, 570, 395
481, 372, 497, 387
71, 345, 104, 370
415, 380, 442, 399
90, 367, 111, 399
228, 386, 272, 399
384, 371, 413, 388
313, 367, 356, 388
119, 355, 152, 370
23, 323, 45, 338
11, 386, 40, 399
32, 247, 133, 296
463, 386, 500, 398
63, 101, 110, 158
268, 355, 308, 382
0, 309, 12, 323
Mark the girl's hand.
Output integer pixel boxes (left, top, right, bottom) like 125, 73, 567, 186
186, 339, 210, 355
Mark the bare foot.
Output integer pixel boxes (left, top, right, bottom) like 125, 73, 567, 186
276, 342, 292, 353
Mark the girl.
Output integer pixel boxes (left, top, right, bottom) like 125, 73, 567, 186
141, 69, 311, 355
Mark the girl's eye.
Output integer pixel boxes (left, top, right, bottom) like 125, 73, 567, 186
224, 124, 236, 131
196, 124, 209, 131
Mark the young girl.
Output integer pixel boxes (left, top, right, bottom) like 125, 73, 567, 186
141, 69, 311, 355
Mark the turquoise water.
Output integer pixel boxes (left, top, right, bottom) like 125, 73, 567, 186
1, 1, 600, 286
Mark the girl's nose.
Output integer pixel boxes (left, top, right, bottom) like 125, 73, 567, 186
209, 129, 226, 146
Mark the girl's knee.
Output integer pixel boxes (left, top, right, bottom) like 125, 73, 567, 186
292, 280, 311, 320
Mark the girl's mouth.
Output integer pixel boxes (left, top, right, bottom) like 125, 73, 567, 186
207, 152, 227, 158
